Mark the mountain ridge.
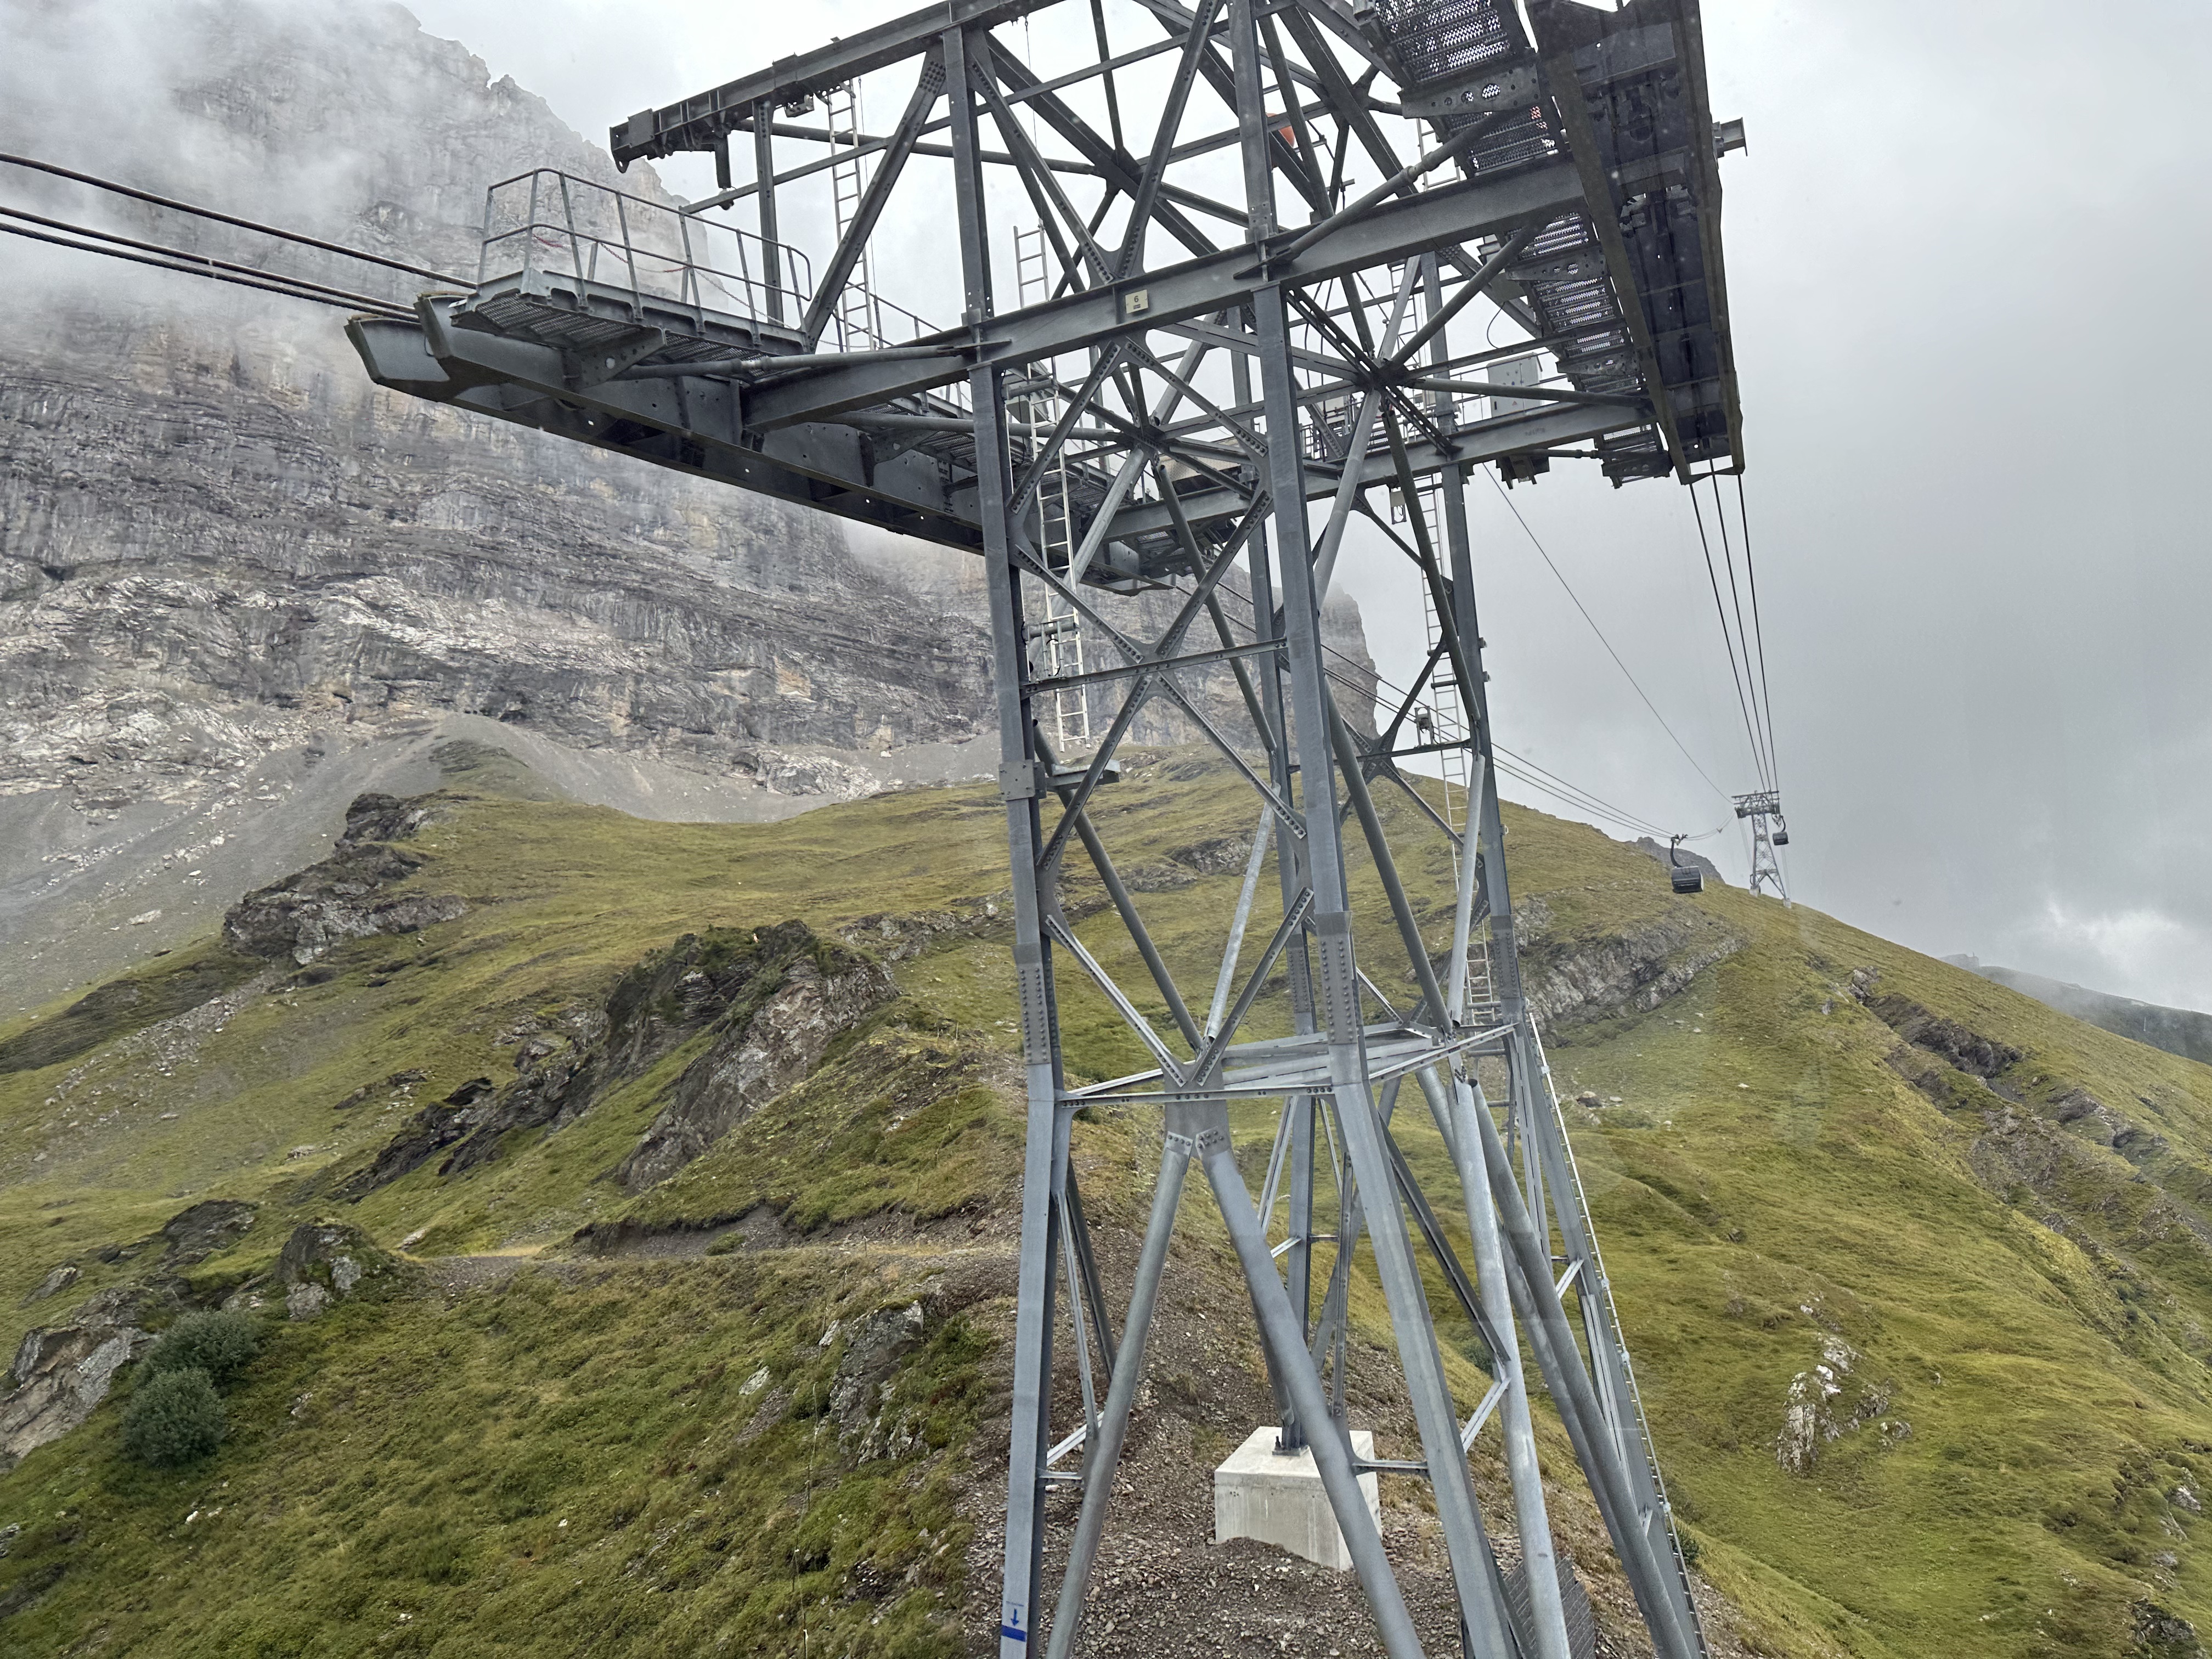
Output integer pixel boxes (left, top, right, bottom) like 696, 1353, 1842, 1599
1947, 955, 2212, 1069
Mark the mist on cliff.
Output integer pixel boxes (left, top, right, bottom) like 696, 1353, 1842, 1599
0, 0, 633, 340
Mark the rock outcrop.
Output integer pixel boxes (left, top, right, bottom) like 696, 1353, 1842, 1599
1859, 992, 2024, 1079
275, 1221, 404, 1321
222, 789, 462, 964
1520, 899, 1747, 1029
155, 1199, 257, 1266
828, 1301, 931, 1462
1, 1286, 163, 1473
340, 920, 892, 1198
617, 937, 896, 1192
1774, 1331, 1905, 1476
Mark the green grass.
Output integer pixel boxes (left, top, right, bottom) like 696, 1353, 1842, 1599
4, 749, 2212, 1656
614, 1011, 1013, 1238
2, 1256, 981, 1655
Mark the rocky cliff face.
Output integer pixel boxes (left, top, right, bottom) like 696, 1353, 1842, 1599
0, 0, 1373, 1021
0, 0, 995, 1014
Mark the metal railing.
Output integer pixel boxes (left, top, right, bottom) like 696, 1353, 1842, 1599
826, 284, 939, 356
477, 169, 812, 332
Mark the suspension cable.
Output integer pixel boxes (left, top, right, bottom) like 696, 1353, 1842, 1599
1486, 471, 1733, 801
1209, 574, 1703, 846
1686, 478, 1771, 793
1705, 471, 1775, 790
0, 219, 412, 318
1, 152, 472, 287
1491, 746, 1673, 840
1734, 472, 1782, 795
0, 206, 414, 316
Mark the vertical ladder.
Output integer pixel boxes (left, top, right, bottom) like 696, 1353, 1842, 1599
1014, 225, 1089, 755
1421, 578, 1498, 1024
825, 83, 879, 350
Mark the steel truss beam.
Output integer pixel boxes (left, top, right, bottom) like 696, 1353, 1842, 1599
350, 5, 1742, 1654
343, 156, 1625, 560
352, 7, 1740, 576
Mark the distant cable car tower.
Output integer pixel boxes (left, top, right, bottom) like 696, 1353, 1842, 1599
1733, 790, 1790, 904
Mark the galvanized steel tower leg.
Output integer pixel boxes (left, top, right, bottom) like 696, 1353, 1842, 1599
1045, 1137, 1189, 1659
1203, 1111, 1430, 1659
945, 25, 1063, 1657
1229, 331, 1324, 1453
1229, 5, 1517, 1652
1468, 1077, 1703, 1659
1423, 1065, 1573, 1659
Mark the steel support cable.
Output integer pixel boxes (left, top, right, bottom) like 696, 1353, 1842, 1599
1481, 748, 1697, 847
0, 219, 412, 318
1206, 578, 1669, 834
1335, 575, 1716, 845
1492, 755, 1673, 842
0, 153, 472, 287
0, 204, 415, 314
1133, 516, 1697, 844
1493, 760, 1667, 839
1487, 471, 1734, 801
1705, 471, 1776, 791
1733, 472, 1782, 794
1485, 739, 1672, 836
1202, 576, 1700, 846
1493, 754, 1671, 838
1686, 481, 1773, 793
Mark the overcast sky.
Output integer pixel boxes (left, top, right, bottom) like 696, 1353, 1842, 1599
396, 0, 2212, 1012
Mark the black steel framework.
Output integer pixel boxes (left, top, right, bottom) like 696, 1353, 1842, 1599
349, 2, 1748, 1653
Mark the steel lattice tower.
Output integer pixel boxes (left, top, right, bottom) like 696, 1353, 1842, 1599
349, 2, 1748, 1652
1734, 789, 1790, 904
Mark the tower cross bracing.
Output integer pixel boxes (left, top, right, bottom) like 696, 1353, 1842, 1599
1733, 789, 1790, 903
348, 2, 1749, 1654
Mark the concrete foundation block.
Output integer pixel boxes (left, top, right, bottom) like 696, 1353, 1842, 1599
1213, 1425, 1380, 1570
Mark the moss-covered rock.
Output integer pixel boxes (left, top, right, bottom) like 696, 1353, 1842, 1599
275, 1222, 410, 1321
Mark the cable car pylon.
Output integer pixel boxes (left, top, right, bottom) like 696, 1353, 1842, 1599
1733, 789, 1790, 904
341, 0, 1756, 1651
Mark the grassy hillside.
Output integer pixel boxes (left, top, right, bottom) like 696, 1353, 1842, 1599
3, 751, 2211, 1657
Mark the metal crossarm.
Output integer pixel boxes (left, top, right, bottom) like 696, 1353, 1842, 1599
346, 3, 1753, 1653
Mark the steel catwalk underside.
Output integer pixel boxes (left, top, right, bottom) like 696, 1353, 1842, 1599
351, 0, 1741, 594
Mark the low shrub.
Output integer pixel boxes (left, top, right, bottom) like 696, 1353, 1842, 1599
122, 1367, 226, 1466
144, 1310, 262, 1385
